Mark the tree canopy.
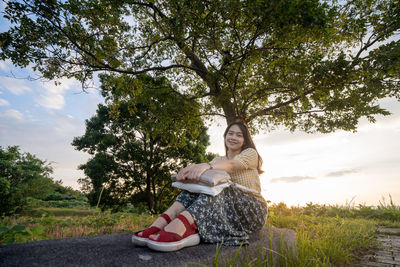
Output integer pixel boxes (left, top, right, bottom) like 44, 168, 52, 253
1, 0, 399, 132
72, 74, 213, 213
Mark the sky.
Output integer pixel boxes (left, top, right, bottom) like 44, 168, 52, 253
1, 4, 399, 207
208, 101, 400, 207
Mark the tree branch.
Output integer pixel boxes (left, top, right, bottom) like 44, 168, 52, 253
353, 21, 398, 60
130, 1, 168, 19
241, 86, 296, 115
129, 35, 174, 61
248, 88, 316, 121
196, 112, 226, 118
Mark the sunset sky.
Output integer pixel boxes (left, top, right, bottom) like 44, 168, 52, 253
1, 3, 399, 207
208, 104, 400, 206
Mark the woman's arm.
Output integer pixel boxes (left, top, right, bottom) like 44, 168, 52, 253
176, 148, 258, 182
175, 159, 245, 182
210, 159, 245, 173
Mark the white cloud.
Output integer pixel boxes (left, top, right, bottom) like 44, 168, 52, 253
36, 78, 80, 110
358, 113, 400, 133
270, 176, 316, 183
0, 98, 10, 106
48, 111, 82, 137
0, 109, 23, 120
0, 77, 32, 95
325, 169, 358, 178
0, 62, 9, 72
0, 59, 16, 72
254, 129, 325, 147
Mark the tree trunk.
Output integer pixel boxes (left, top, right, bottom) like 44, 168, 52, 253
220, 99, 238, 125
145, 172, 154, 213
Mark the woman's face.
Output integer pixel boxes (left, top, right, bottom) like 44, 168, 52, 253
225, 124, 245, 152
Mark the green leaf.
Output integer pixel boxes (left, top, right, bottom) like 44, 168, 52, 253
0, 226, 9, 235
3, 236, 15, 244
31, 225, 45, 235
11, 225, 26, 233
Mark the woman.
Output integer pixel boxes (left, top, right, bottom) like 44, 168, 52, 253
132, 121, 268, 252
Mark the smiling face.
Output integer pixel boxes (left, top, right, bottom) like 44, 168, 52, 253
225, 124, 245, 153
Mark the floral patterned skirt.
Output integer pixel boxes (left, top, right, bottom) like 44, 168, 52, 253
175, 185, 268, 246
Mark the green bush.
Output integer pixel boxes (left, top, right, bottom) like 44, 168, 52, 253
0, 225, 48, 244
45, 192, 66, 201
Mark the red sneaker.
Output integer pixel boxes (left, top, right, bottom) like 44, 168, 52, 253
131, 213, 171, 246
146, 214, 200, 252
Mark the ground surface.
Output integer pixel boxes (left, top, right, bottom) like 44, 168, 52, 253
356, 228, 400, 267
0, 226, 296, 267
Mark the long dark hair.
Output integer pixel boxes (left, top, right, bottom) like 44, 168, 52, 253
223, 121, 264, 174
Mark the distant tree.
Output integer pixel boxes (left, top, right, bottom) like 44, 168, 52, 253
1, 0, 399, 132
45, 180, 84, 200
0, 146, 54, 215
72, 74, 212, 213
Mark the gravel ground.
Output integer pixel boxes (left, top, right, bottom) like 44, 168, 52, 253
0, 227, 296, 267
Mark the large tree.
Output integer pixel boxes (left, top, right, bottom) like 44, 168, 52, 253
72, 74, 212, 213
1, 0, 399, 131
0, 146, 55, 215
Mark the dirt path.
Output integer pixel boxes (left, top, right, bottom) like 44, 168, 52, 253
356, 227, 400, 267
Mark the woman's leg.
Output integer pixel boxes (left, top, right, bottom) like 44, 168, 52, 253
150, 187, 267, 245
147, 190, 201, 239
149, 210, 194, 240
137, 201, 185, 237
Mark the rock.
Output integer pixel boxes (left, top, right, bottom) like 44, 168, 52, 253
0, 226, 296, 267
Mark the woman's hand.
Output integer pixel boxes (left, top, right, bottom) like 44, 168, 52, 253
176, 163, 210, 183
176, 165, 193, 181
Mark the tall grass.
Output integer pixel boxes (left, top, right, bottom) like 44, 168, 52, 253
0, 210, 154, 242
191, 215, 378, 266
209, 196, 400, 266
269, 195, 400, 225
274, 217, 378, 266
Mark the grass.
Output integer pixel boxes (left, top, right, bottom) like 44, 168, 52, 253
192, 216, 380, 267
1, 196, 400, 266
23, 207, 99, 217
0, 208, 154, 242
273, 216, 379, 266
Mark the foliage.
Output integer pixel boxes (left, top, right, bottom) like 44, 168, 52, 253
72, 74, 212, 213
45, 192, 70, 201
24, 207, 96, 217
243, 200, 400, 266
0, 224, 47, 244
0, 146, 54, 215
286, 218, 377, 266
0, 146, 86, 216
0, 209, 155, 244
209, 218, 378, 266
51, 181, 84, 199
1, 0, 399, 130
268, 196, 400, 224
25, 197, 89, 210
